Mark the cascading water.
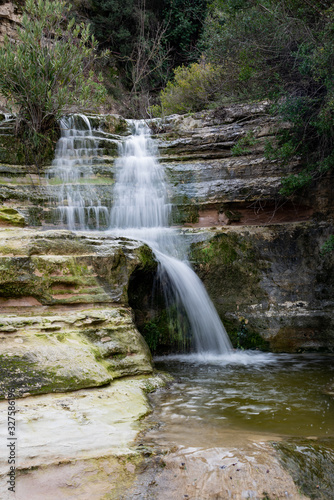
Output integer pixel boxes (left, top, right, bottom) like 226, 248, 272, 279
50, 116, 231, 354
48, 114, 109, 230
110, 121, 232, 354
110, 121, 171, 230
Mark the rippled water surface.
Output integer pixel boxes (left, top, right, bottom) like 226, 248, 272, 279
153, 352, 334, 439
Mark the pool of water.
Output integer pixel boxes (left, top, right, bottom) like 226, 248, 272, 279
152, 352, 334, 441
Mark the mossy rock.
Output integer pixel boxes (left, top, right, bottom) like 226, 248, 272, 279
0, 129, 57, 167
0, 231, 158, 306
0, 307, 153, 397
274, 438, 334, 500
0, 207, 25, 227
0, 331, 112, 398
226, 318, 270, 351
171, 203, 199, 224
99, 115, 129, 135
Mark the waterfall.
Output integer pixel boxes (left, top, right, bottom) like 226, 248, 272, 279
110, 121, 171, 229
49, 116, 232, 354
110, 121, 232, 354
48, 114, 109, 230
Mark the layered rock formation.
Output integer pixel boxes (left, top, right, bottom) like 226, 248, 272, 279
189, 222, 334, 351
151, 103, 334, 225
0, 103, 333, 356
0, 228, 156, 396
0, 1, 21, 46
0, 95, 333, 498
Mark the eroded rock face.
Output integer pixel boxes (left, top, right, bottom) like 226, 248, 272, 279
0, 229, 156, 396
0, 2, 21, 45
0, 374, 169, 499
148, 105, 334, 224
0, 105, 333, 354
189, 222, 334, 351
0, 103, 316, 227
0, 113, 130, 226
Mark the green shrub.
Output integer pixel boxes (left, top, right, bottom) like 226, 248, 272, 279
0, 0, 107, 136
321, 235, 334, 255
200, 0, 334, 196
152, 59, 223, 116
231, 131, 257, 156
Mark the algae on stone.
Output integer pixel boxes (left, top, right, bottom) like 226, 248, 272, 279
0, 229, 157, 306
0, 206, 25, 226
189, 223, 334, 352
0, 307, 153, 398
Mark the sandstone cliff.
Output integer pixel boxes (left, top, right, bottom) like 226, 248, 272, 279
0, 103, 333, 357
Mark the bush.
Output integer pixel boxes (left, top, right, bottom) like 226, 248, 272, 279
0, 0, 107, 136
152, 59, 223, 115
321, 235, 334, 255
199, 0, 334, 196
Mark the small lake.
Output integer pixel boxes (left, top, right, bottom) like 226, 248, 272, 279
151, 352, 334, 445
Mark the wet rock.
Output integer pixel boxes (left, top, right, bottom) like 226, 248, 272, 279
274, 438, 334, 500
0, 229, 157, 396
0, 374, 167, 499
0, 306, 153, 397
0, 228, 157, 305
0, 206, 25, 227
189, 222, 334, 351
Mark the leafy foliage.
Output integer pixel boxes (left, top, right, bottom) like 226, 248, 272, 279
81, 0, 210, 113
89, 0, 137, 56
321, 235, 334, 255
151, 59, 223, 115
162, 0, 208, 66
197, 0, 334, 195
231, 132, 257, 156
0, 0, 106, 136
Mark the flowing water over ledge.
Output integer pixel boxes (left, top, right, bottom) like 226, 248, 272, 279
42, 116, 334, 498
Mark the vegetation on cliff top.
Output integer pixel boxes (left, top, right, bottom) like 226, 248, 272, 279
0, 0, 106, 167
74, 0, 333, 202
0, 0, 333, 203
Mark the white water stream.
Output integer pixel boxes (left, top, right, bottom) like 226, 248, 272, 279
51, 117, 232, 354
48, 115, 109, 230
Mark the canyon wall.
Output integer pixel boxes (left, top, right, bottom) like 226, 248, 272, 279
0, 103, 333, 354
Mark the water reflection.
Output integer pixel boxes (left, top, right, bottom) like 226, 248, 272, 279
153, 352, 334, 438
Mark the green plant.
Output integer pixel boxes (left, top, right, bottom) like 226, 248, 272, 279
228, 319, 270, 351
0, 0, 107, 137
199, 0, 334, 196
153, 58, 223, 115
231, 131, 257, 156
162, 0, 208, 67
321, 235, 334, 255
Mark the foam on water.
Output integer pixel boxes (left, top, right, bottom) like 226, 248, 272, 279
154, 351, 282, 366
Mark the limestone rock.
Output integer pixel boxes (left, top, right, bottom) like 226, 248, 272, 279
0, 2, 21, 47
0, 306, 153, 397
0, 206, 25, 226
0, 229, 156, 396
0, 229, 156, 305
189, 222, 334, 352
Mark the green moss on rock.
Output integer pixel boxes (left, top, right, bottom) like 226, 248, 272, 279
0, 306, 154, 397
171, 203, 199, 225
190, 231, 265, 311
102, 115, 129, 135
0, 207, 25, 227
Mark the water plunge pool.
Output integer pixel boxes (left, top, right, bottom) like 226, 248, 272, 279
151, 352, 334, 442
